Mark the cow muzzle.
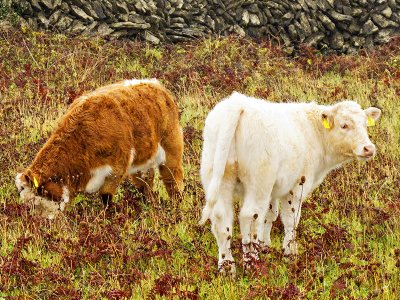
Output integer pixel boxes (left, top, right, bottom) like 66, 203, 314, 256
356, 144, 376, 161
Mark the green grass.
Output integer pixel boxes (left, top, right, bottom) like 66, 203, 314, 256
0, 27, 399, 299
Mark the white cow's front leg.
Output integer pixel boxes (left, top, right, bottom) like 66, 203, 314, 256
260, 197, 279, 251
210, 181, 236, 277
280, 179, 310, 256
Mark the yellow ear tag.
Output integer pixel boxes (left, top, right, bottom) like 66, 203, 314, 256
33, 177, 39, 188
367, 116, 375, 127
322, 117, 331, 129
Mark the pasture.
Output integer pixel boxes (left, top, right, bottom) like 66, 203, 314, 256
0, 26, 399, 299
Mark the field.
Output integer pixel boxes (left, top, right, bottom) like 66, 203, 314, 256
0, 24, 400, 299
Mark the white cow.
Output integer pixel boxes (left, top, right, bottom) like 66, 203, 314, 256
199, 92, 381, 275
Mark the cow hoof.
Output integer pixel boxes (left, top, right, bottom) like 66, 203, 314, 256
283, 243, 298, 256
218, 260, 236, 278
259, 241, 271, 253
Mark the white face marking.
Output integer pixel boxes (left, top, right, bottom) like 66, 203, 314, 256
123, 78, 159, 87
85, 165, 113, 193
129, 144, 166, 174
15, 173, 25, 192
15, 173, 36, 202
62, 186, 70, 203
128, 148, 136, 167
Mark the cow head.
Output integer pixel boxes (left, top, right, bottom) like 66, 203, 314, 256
321, 101, 381, 161
15, 171, 69, 219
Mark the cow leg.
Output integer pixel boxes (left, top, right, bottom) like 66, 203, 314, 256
99, 175, 123, 207
260, 197, 279, 251
159, 126, 184, 199
239, 191, 270, 270
130, 169, 155, 199
280, 184, 310, 255
209, 177, 236, 277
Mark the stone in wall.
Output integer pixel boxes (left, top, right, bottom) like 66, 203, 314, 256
10, 0, 400, 54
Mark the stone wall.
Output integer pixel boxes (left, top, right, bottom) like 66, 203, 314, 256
11, 0, 400, 53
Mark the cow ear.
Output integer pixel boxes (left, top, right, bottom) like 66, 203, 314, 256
364, 107, 381, 123
321, 110, 334, 130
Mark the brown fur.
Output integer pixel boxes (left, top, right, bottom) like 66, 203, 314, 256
19, 80, 184, 208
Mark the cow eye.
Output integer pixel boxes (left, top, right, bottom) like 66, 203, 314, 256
341, 124, 348, 129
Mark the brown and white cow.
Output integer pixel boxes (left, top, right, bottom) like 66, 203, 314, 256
200, 92, 381, 276
16, 79, 184, 218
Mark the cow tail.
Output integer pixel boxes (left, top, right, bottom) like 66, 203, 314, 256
199, 107, 243, 225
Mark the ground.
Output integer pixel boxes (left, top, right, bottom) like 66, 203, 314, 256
0, 27, 399, 299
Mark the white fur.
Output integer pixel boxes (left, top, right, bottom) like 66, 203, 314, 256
61, 186, 69, 204
129, 144, 166, 174
85, 165, 113, 193
200, 92, 380, 273
123, 78, 159, 87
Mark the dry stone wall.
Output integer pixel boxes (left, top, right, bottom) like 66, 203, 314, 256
12, 0, 400, 53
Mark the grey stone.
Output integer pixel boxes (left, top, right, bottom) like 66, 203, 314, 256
60, 2, 70, 13
128, 13, 146, 24
96, 23, 114, 36
143, 31, 160, 44
348, 21, 361, 33
30, 0, 42, 11
53, 0, 62, 9
81, 21, 98, 35
328, 10, 353, 22
381, 6, 393, 18
230, 24, 246, 37
249, 13, 260, 26
48, 10, 62, 25
304, 32, 325, 46
70, 20, 86, 34
361, 19, 379, 35
80, 4, 102, 20
92, 2, 107, 19
316, 0, 332, 10
242, 10, 249, 25
70, 5, 94, 22
37, 11, 49, 28
39, 0, 53, 10
375, 28, 395, 43
111, 21, 151, 29
317, 14, 335, 31
282, 12, 294, 22
351, 36, 365, 47
54, 15, 73, 31
351, 7, 364, 17
115, 1, 129, 15
299, 12, 312, 36
329, 31, 344, 49
371, 14, 398, 28
288, 24, 298, 39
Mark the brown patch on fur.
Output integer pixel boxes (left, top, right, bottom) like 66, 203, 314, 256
20, 80, 184, 209
224, 162, 238, 180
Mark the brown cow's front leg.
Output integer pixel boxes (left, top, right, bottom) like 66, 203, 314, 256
129, 169, 155, 199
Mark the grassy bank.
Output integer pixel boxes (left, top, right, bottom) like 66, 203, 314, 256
0, 27, 399, 299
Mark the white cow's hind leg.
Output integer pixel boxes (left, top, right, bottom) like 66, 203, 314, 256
280, 183, 310, 255
260, 197, 279, 251
210, 178, 236, 276
239, 191, 270, 270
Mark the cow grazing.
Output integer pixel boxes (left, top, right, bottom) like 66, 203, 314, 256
16, 79, 184, 219
199, 92, 381, 275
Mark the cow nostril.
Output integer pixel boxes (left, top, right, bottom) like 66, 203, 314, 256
363, 146, 374, 156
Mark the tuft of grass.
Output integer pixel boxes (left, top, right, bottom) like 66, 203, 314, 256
0, 26, 399, 299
